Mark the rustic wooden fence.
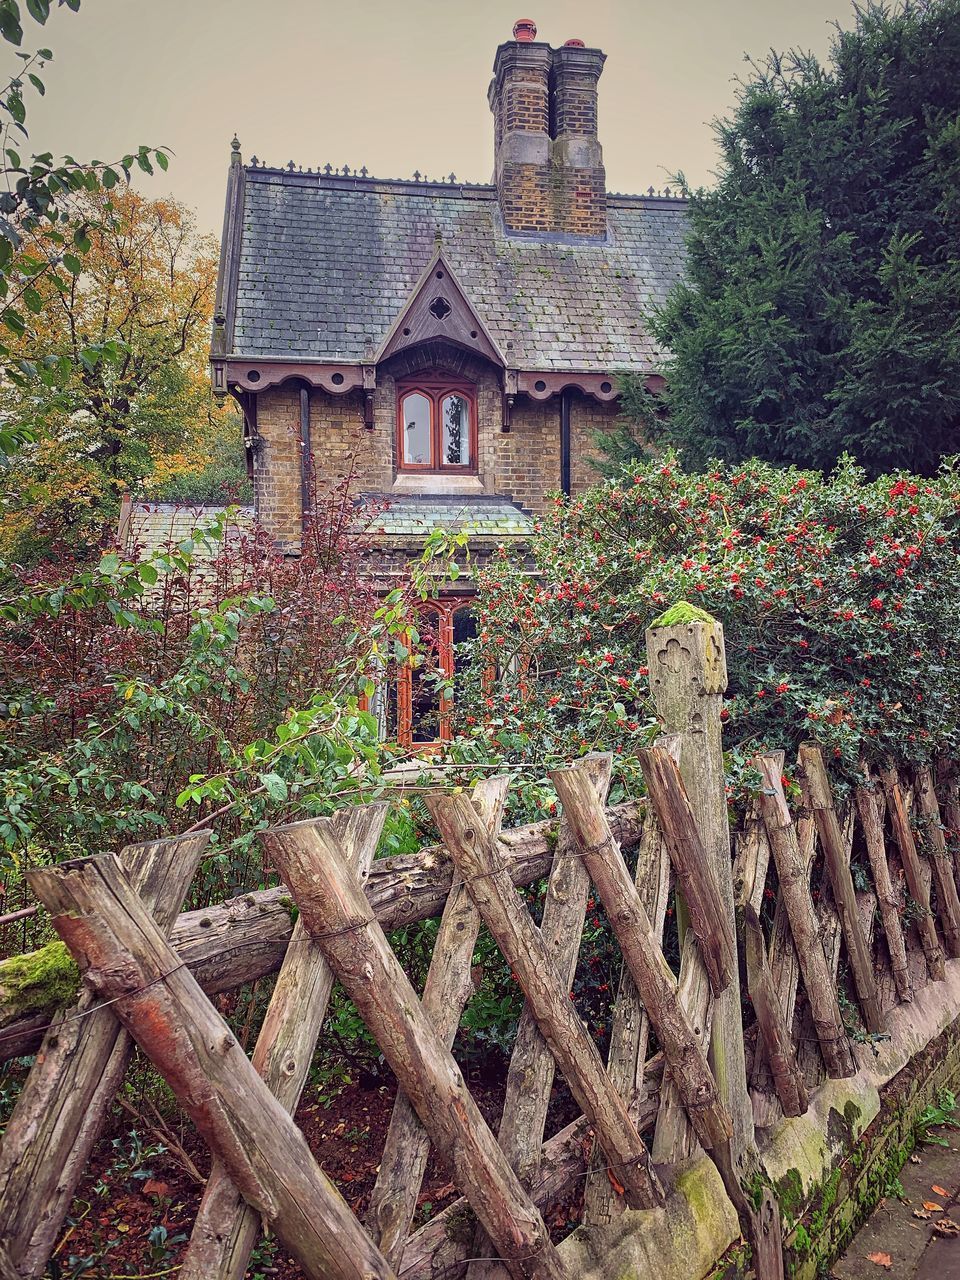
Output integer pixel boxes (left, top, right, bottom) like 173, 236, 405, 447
2, 613, 960, 1280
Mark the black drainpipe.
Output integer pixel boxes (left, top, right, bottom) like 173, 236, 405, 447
559, 387, 572, 498
299, 383, 311, 523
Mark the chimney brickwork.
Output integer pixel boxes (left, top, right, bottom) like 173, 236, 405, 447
489, 23, 607, 240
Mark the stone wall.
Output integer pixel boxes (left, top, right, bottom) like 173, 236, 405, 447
559, 964, 960, 1280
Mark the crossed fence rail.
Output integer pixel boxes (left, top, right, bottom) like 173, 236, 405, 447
1, 615, 958, 1280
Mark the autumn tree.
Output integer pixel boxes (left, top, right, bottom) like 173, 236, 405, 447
0, 0, 170, 458
0, 189, 243, 558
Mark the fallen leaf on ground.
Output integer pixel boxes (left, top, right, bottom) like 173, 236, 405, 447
934, 1217, 960, 1237
923, 1201, 944, 1211
914, 1210, 932, 1220
932, 1185, 950, 1196
867, 1252, 893, 1268
910, 1154, 922, 1164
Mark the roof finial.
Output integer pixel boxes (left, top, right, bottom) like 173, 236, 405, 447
230, 134, 241, 166
434, 226, 443, 249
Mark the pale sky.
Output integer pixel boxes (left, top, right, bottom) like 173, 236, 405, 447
22, 0, 857, 235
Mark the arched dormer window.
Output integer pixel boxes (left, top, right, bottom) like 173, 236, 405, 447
397, 378, 477, 472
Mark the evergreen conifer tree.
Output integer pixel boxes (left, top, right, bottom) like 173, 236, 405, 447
620, 0, 960, 475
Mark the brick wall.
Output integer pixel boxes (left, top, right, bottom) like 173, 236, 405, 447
254, 381, 622, 544
570, 394, 619, 494
253, 386, 303, 551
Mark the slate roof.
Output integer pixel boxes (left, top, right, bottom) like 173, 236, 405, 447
363, 494, 533, 546
123, 502, 254, 553
225, 168, 688, 373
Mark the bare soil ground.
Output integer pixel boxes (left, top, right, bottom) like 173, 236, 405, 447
36, 1054, 583, 1279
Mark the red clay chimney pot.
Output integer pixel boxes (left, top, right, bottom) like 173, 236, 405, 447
513, 18, 537, 41
564, 38, 585, 46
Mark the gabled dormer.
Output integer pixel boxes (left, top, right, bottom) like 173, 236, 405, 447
375, 244, 505, 368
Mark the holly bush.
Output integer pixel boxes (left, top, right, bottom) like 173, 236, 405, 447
454, 452, 960, 787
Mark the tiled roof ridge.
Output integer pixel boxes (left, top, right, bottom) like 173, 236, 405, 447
242, 162, 689, 206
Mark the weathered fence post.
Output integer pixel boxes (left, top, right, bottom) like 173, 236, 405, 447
881, 766, 946, 982
754, 755, 856, 1078
552, 759, 784, 1278
269, 813, 570, 1280
0, 804, 650, 1064
798, 743, 883, 1034
0, 833, 208, 1278
744, 906, 808, 1118
639, 741, 735, 996
181, 806, 389, 1280
26, 854, 396, 1280
465, 755, 612, 1280
582, 807, 670, 1225
367, 777, 508, 1267
548, 763, 732, 1152
639, 736, 730, 1163
644, 610, 756, 1164
856, 770, 911, 1006
427, 788, 663, 1212
914, 765, 960, 958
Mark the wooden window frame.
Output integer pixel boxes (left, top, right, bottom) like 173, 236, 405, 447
396, 378, 478, 473
397, 599, 478, 750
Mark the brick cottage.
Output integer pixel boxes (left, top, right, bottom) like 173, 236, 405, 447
205, 17, 687, 743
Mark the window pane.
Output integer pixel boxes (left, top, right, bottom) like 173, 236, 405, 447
442, 394, 470, 466
401, 392, 431, 465
453, 606, 477, 703
410, 611, 444, 743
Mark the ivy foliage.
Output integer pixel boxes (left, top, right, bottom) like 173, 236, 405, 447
627, 0, 960, 476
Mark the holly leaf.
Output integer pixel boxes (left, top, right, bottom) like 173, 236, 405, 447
866, 1253, 892, 1268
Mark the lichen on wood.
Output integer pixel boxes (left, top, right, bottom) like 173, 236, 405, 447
0, 940, 79, 1023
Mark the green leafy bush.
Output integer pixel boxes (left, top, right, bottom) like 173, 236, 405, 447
455, 452, 960, 786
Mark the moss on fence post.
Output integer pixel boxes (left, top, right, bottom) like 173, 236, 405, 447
649, 601, 717, 629
0, 940, 80, 1022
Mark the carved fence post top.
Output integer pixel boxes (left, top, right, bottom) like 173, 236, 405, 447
645, 604, 727, 699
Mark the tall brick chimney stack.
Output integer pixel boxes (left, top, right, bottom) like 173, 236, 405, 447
552, 39, 607, 237
488, 20, 553, 235
489, 21, 608, 240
